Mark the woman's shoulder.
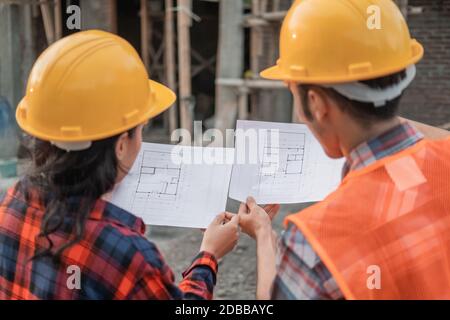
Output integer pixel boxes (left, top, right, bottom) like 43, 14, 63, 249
0, 182, 44, 215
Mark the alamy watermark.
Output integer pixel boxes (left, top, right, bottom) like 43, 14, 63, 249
65, 3, 381, 31
367, 5, 382, 30
367, 265, 381, 290
66, 265, 81, 290
168, 121, 281, 171
66, 5, 81, 31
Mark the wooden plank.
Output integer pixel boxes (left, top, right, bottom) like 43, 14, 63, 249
216, 78, 286, 89
261, 10, 286, 21
40, 1, 55, 44
260, 0, 268, 13
164, 0, 178, 132
249, 0, 262, 119
22, 2, 35, 90
109, 0, 118, 33
141, 0, 150, 69
243, 17, 269, 27
191, 54, 215, 76
273, 0, 281, 12
243, 11, 287, 26
252, 0, 260, 16
177, 0, 193, 134
409, 6, 423, 15
54, 0, 63, 40
214, 0, 244, 131
238, 88, 249, 120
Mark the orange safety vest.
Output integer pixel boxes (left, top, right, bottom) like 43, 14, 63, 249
286, 138, 450, 300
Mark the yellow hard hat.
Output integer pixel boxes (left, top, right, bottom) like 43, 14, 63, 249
261, 0, 424, 84
16, 30, 176, 146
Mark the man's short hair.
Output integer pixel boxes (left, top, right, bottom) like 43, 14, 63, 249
298, 69, 407, 125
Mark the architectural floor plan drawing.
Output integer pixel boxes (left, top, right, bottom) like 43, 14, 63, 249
135, 150, 181, 201
257, 131, 306, 198
229, 120, 345, 204
259, 131, 305, 176
111, 143, 234, 228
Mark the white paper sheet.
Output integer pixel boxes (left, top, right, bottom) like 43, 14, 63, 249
110, 143, 234, 228
229, 120, 345, 204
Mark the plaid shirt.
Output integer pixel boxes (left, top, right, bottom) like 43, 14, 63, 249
0, 184, 218, 300
271, 121, 424, 300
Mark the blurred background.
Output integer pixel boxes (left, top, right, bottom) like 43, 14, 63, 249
0, 0, 449, 298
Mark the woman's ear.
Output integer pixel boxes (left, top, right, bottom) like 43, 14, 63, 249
115, 132, 130, 161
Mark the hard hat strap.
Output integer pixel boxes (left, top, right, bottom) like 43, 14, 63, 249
323, 65, 416, 107
51, 141, 92, 152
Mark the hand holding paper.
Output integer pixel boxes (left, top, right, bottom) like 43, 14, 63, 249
238, 197, 279, 240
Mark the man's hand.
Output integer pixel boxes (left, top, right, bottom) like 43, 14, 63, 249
238, 197, 280, 240
200, 212, 240, 260
237, 198, 280, 300
262, 204, 281, 221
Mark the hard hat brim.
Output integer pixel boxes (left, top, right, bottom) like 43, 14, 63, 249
147, 79, 177, 119
260, 40, 424, 84
259, 65, 287, 81
16, 80, 176, 143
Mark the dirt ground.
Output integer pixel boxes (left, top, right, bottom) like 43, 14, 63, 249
149, 199, 310, 300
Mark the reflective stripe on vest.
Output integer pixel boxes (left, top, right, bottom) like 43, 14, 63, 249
285, 138, 450, 300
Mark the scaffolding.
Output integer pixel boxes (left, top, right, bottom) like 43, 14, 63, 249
0, 0, 219, 137
214, 0, 294, 133
0, 0, 426, 138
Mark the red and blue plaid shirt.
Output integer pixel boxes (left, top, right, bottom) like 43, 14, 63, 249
0, 184, 218, 300
271, 121, 424, 300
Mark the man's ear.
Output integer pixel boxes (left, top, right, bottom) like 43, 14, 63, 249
307, 88, 329, 122
115, 132, 130, 161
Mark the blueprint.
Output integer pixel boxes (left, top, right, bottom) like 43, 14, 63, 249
110, 143, 234, 228
229, 120, 345, 204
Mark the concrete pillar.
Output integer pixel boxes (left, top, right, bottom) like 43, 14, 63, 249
0, 4, 22, 109
0, 3, 34, 109
0, 3, 34, 163
214, 0, 244, 133
80, 0, 117, 32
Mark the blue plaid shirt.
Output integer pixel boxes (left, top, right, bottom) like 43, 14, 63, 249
0, 183, 218, 300
271, 121, 424, 300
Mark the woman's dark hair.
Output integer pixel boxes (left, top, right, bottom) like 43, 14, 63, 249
18, 127, 136, 263
298, 69, 407, 126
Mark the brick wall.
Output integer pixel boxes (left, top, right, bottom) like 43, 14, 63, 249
400, 0, 450, 126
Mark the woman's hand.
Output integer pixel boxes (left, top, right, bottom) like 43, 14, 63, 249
238, 197, 280, 240
200, 212, 240, 260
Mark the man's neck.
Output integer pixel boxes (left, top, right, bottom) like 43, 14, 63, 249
340, 117, 401, 157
